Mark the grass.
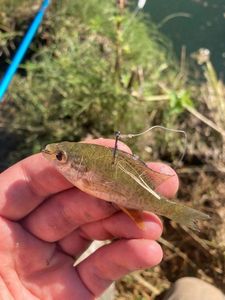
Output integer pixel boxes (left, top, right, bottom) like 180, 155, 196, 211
0, 0, 179, 163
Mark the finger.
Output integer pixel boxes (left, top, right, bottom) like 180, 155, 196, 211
0, 139, 131, 220
22, 189, 117, 242
59, 211, 162, 256
76, 239, 163, 297
0, 217, 94, 299
147, 162, 179, 198
0, 216, 57, 276
0, 153, 72, 220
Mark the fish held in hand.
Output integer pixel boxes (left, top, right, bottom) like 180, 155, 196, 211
42, 141, 210, 231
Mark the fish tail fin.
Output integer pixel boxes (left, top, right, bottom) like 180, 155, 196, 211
161, 198, 210, 231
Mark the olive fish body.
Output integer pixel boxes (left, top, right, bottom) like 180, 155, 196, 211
42, 141, 210, 230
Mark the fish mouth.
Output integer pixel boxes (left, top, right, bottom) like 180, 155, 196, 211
42, 149, 52, 155
42, 145, 57, 160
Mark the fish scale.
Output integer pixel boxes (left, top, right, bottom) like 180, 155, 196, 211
42, 141, 210, 231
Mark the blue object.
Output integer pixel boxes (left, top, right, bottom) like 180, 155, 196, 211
0, 0, 51, 102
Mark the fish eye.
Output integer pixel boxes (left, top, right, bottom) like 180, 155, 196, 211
55, 150, 67, 163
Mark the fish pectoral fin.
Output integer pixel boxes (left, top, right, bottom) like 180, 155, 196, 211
118, 206, 145, 230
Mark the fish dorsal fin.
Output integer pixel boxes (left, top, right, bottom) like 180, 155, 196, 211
144, 167, 174, 189
117, 159, 174, 199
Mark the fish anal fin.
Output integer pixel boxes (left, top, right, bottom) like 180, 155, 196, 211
118, 205, 145, 230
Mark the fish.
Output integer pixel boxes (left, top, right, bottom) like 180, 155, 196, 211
42, 141, 210, 231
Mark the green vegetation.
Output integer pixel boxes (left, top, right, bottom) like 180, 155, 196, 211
1, 0, 180, 161
0, 0, 224, 299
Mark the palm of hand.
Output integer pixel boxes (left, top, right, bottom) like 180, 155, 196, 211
0, 139, 178, 299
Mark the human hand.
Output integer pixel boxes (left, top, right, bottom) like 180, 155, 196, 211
0, 139, 178, 299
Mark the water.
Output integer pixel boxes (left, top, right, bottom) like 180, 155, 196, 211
144, 0, 225, 78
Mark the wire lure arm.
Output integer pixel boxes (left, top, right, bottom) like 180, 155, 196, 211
113, 125, 187, 165
112, 131, 121, 164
